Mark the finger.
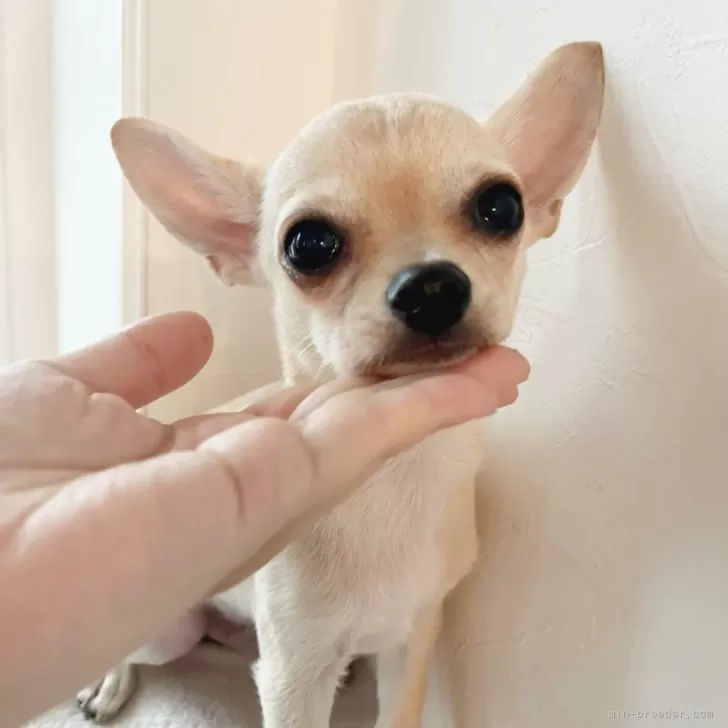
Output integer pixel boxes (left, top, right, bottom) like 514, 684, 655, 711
50, 311, 213, 408
208, 380, 323, 422
289, 346, 526, 424
207, 381, 287, 414
287, 375, 378, 423
227, 347, 527, 429
212, 351, 530, 594
167, 413, 257, 450
166, 383, 320, 451
299, 347, 529, 496
240, 382, 318, 419
456, 346, 531, 395
214, 352, 528, 592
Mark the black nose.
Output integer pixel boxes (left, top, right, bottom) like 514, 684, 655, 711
386, 262, 471, 337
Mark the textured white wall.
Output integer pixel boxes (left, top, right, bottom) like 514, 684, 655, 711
342, 2, 728, 727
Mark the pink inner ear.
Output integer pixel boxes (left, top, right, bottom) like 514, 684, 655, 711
483, 44, 604, 209
209, 218, 257, 254
148, 173, 255, 255
113, 119, 261, 268
158, 196, 258, 275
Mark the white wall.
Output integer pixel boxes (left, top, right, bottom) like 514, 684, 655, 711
53, 0, 124, 353
133, 1, 728, 724
345, 2, 728, 727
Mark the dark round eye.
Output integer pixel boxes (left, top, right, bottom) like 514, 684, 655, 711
283, 219, 344, 274
471, 182, 524, 237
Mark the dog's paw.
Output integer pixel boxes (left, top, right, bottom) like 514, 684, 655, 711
76, 665, 136, 723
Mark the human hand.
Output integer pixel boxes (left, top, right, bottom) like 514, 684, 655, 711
0, 311, 528, 724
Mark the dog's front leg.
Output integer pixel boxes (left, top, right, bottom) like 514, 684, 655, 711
254, 617, 350, 728
76, 609, 207, 722
374, 604, 443, 728
76, 663, 137, 723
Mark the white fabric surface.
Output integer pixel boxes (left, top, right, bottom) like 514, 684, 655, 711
27, 649, 377, 728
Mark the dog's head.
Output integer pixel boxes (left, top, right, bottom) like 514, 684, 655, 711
112, 42, 604, 379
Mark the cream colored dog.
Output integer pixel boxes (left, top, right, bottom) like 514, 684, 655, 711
77, 42, 604, 727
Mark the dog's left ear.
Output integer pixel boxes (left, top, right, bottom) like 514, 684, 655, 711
112, 118, 264, 285
484, 42, 605, 238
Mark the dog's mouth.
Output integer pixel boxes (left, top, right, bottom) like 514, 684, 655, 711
357, 332, 492, 378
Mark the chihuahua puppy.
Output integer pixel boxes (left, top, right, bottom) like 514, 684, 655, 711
77, 43, 604, 727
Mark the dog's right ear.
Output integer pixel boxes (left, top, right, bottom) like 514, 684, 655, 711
111, 118, 263, 285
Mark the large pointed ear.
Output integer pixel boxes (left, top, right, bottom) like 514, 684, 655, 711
484, 42, 605, 237
111, 118, 263, 285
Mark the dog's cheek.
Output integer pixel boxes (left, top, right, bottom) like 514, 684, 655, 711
472, 257, 526, 344
310, 316, 342, 372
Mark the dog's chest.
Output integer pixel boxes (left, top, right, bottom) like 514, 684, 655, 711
255, 421, 483, 653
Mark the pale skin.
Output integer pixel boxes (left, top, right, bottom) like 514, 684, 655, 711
0, 310, 529, 726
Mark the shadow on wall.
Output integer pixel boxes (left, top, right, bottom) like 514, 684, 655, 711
437, 52, 728, 728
